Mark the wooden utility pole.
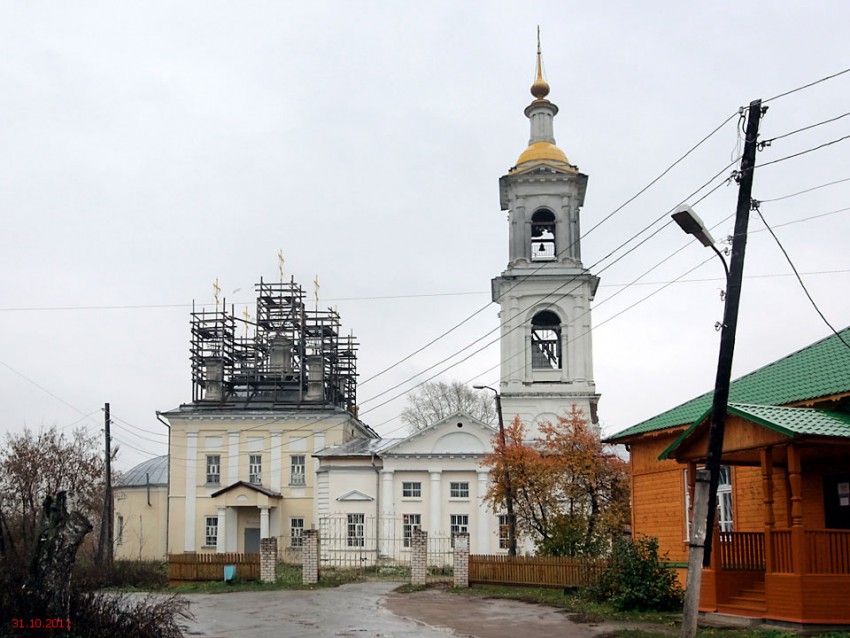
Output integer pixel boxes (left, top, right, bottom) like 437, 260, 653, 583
96, 402, 114, 567
681, 99, 764, 638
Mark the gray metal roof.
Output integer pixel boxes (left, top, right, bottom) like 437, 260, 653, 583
314, 437, 400, 457
118, 455, 168, 487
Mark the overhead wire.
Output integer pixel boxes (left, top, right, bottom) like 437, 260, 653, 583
357, 110, 742, 387
763, 67, 850, 104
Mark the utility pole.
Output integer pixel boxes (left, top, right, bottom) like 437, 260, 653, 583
474, 385, 517, 556
96, 402, 114, 567
681, 99, 764, 638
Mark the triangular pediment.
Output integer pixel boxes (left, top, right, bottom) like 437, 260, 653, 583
336, 489, 374, 502
381, 412, 496, 457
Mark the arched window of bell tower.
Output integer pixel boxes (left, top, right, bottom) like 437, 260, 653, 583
530, 310, 561, 369
531, 209, 556, 262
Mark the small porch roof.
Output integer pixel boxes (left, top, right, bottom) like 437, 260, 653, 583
660, 403, 850, 462
209, 480, 283, 508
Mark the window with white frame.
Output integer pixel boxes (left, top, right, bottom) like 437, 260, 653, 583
402, 482, 421, 498
450, 482, 469, 498
403, 513, 421, 548
498, 514, 509, 550
290, 517, 304, 548
249, 454, 262, 485
290, 455, 306, 485
450, 514, 469, 547
206, 454, 221, 484
717, 466, 734, 532
347, 513, 365, 547
204, 516, 218, 547
116, 515, 124, 545
684, 466, 734, 538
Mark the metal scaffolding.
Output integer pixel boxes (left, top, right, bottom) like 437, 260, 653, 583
190, 276, 358, 412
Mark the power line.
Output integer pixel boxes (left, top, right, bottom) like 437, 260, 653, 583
760, 111, 850, 148
752, 204, 850, 351
358, 111, 741, 386
759, 177, 850, 203
763, 67, 850, 104
759, 134, 850, 169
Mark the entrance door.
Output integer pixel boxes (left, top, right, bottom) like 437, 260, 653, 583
824, 475, 850, 529
244, 528, 261, 553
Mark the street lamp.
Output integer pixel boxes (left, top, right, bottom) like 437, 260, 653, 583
672, 205, 729, 280
473, 384, 517, 556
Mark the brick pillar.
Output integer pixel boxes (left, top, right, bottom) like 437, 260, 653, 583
411, 529, 428, 586
260, 537, 277, 583
453, 533, 469, 588
302, 529, 319, 584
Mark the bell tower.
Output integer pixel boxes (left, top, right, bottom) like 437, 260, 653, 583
492, 37, 600, 437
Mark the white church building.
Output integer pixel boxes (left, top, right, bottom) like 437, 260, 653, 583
115, 42, 599, 561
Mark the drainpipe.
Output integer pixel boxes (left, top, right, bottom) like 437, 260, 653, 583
156, 411, 171, 558
371, 452, 380, 558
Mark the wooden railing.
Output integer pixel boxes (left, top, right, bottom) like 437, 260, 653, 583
168, 552, 260, 582
771, 530, 793, 573
807, 530, 850, 575
718, 532, 764, 570
469, 554, 606, 588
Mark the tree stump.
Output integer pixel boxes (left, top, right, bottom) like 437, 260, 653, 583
25, 492, 92, 617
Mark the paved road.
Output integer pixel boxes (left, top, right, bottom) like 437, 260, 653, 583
179, 581, 630, 638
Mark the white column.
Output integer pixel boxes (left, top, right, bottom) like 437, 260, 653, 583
184, 431, 198, 552
260, 506, 270, 539
381, 470, 395, 516
429, 470, 442, 534
216, 507, 226, 553
380, 469, 395, 559
477, 470, 490, 553
270, 430, 282, 490
228, 430, 240, 484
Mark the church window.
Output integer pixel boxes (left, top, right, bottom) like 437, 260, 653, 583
249, 454, 262, 485
531, 311, 562, 369
402, 482, 421, 498
204, 516, 218, 547
206, 455, 221, 484
450, 482, 469, 498
290, 517, 304, 548
498, 514, 510, 549
403, 513, 421, 548
290, 455, 306, 485
531, 209, 556, 261
347, 513, 365, 547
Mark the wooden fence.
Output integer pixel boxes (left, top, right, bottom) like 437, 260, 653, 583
469, 554, 606, 588
807, 530, 850, 574
168, 553, 260, 582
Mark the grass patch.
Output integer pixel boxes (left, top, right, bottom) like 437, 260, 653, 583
454, 584, 679, 624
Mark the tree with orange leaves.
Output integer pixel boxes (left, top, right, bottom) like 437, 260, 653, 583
483, 405, 630, 556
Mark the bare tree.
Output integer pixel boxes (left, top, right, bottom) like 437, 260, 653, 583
401, 380, 495, 431
0, 426, 104, 566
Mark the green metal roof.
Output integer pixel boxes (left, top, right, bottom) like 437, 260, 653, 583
658, 403, 850, 460
608, 326, 850, 442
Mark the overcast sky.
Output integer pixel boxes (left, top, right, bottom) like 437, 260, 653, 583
2, 1, 849, 471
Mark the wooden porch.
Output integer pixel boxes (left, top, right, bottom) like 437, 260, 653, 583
700, 528, 850, 623
666, 404, 850, 625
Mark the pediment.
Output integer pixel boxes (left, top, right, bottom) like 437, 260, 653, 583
336, 489, 374, 502
381, 412, 496, 456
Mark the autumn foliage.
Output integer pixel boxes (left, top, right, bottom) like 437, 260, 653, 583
483, 405, 630, 557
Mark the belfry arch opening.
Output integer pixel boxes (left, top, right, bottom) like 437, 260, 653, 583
531, 310, 561, 369
531, 209, 556, 261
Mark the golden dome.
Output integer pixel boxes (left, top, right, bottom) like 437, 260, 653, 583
514, 141, 573, 170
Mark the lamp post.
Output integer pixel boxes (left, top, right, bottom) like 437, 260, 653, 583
473, 384, 517, 556
674, 98, 761, 638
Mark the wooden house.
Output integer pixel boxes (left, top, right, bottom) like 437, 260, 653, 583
607, 327, 850, 624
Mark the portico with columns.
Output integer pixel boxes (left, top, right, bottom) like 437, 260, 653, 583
314, 412, 507, 556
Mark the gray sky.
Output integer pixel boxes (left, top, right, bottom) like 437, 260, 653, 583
2, 1, 849, 471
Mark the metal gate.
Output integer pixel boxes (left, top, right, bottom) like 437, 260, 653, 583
317, 515, 455, 579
